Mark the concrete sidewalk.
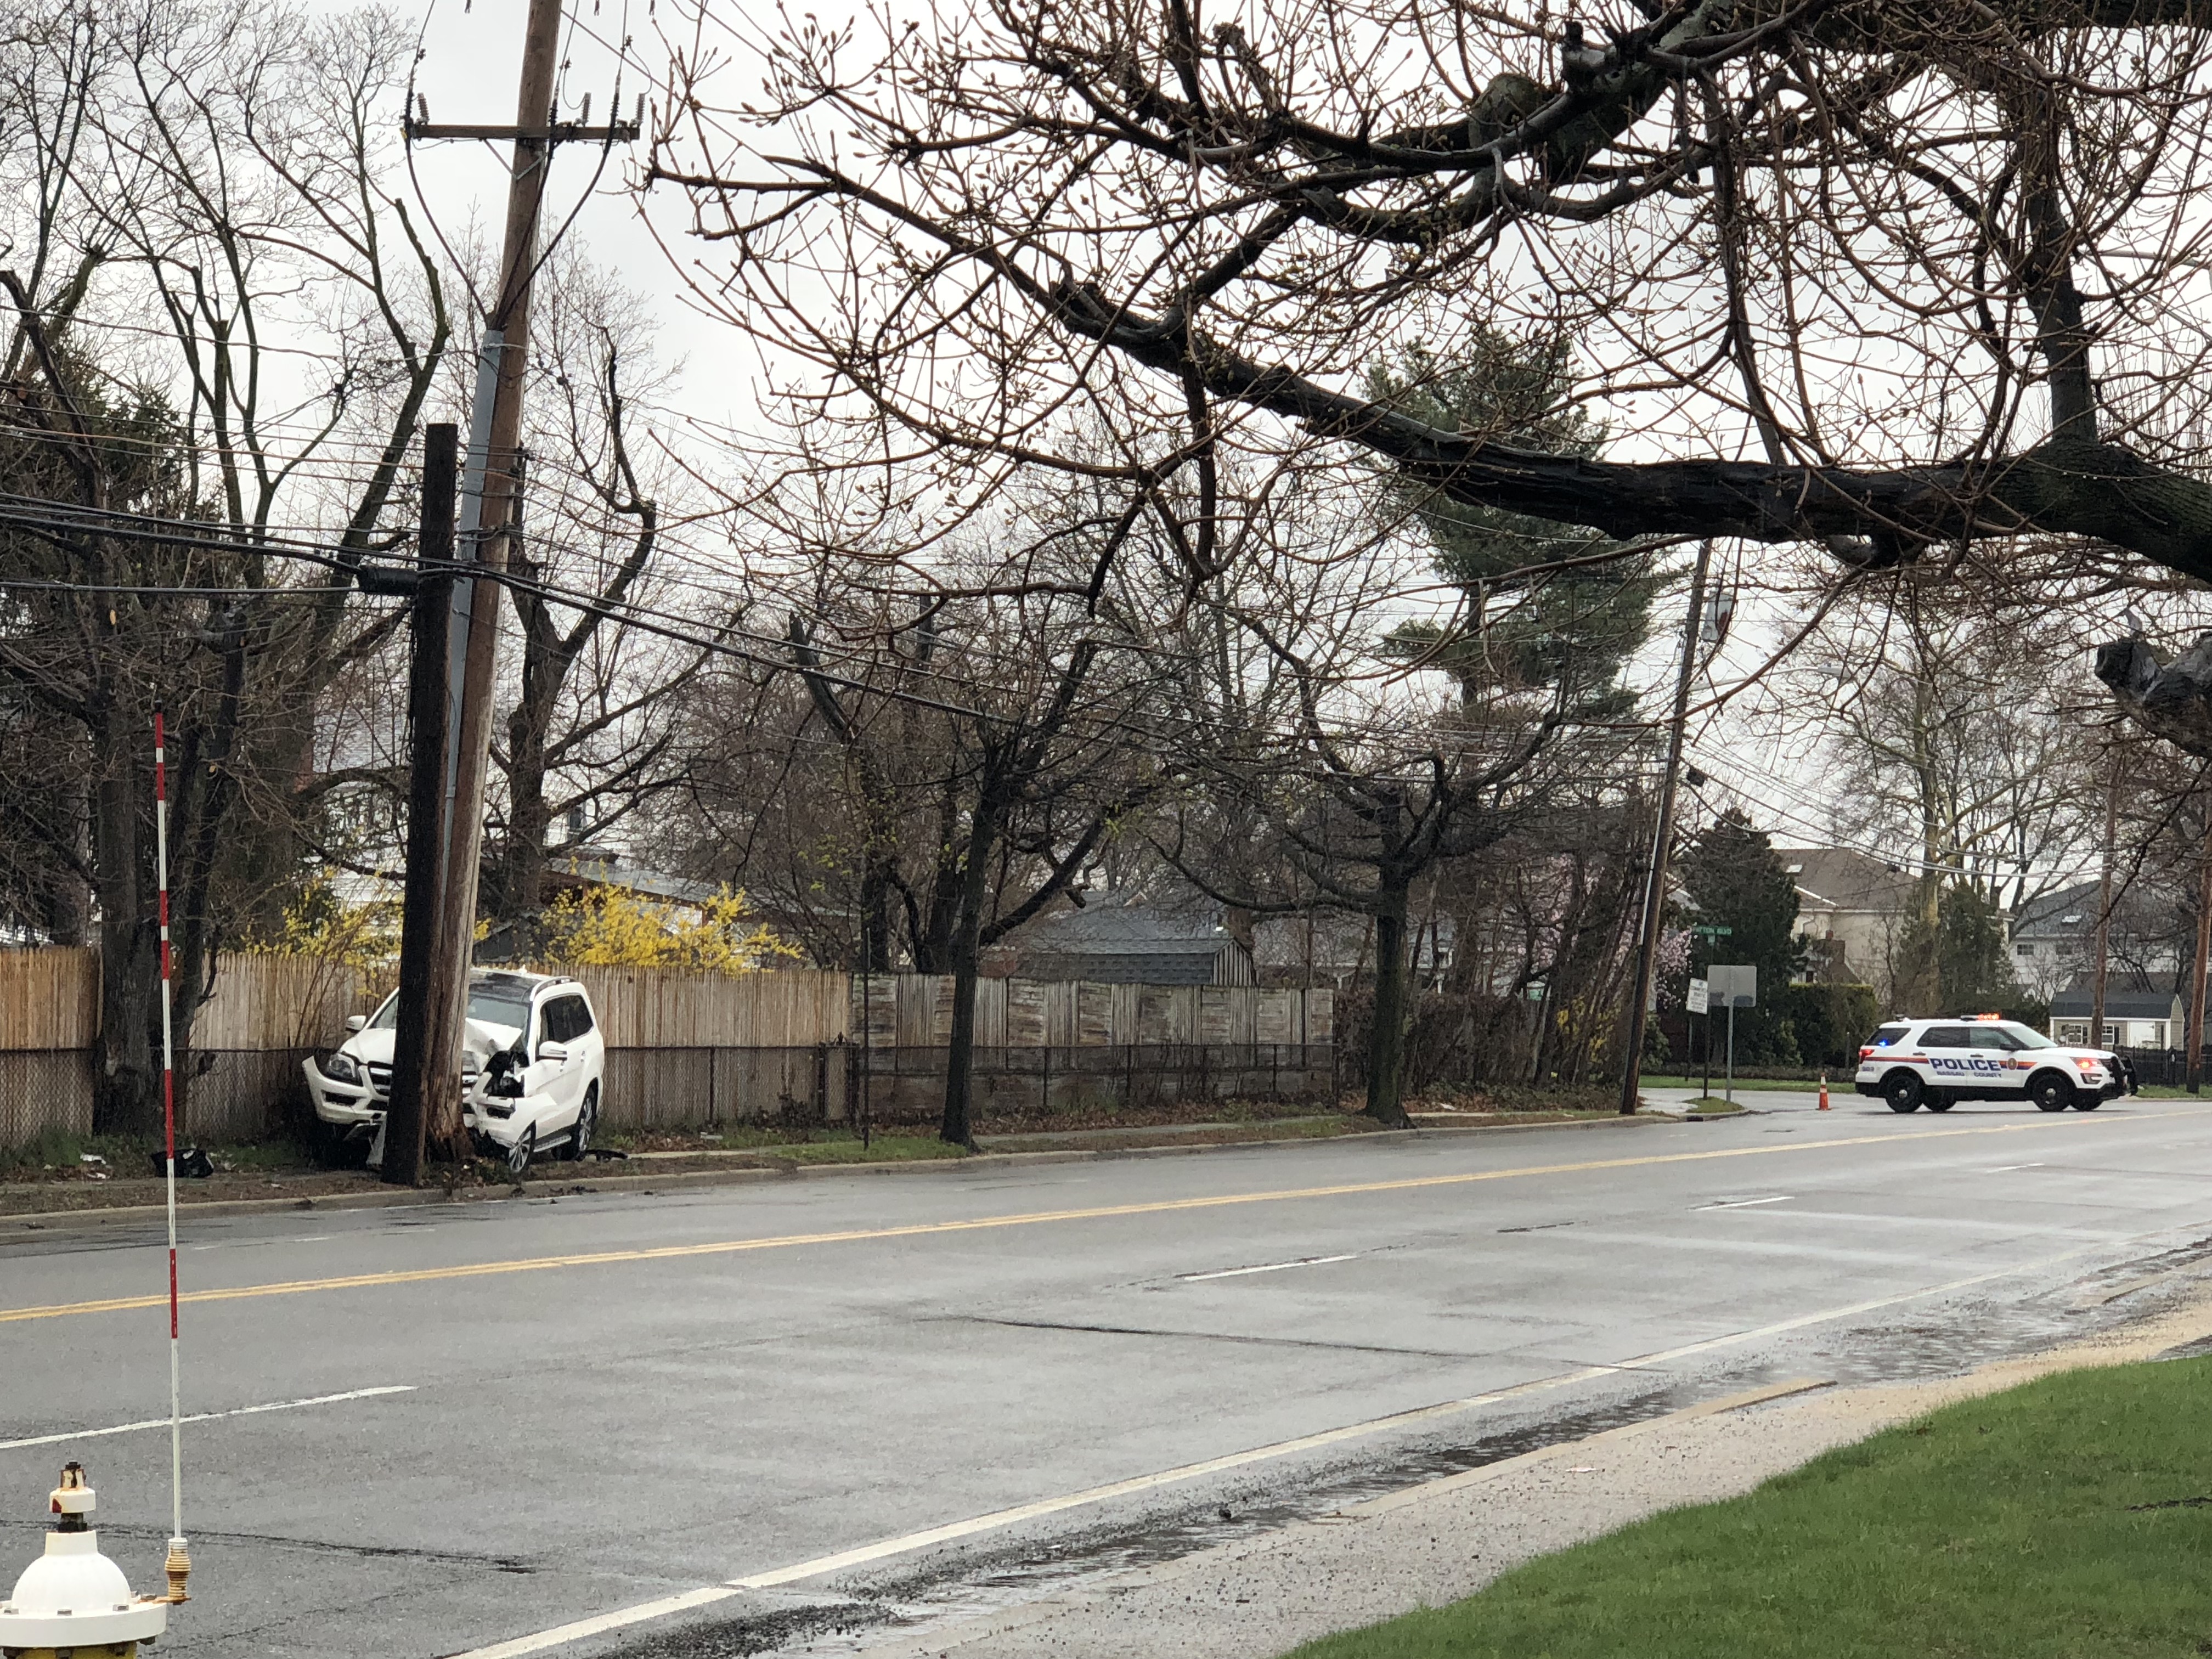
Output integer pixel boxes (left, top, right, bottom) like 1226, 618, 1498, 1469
829, 1290, 2212, 1659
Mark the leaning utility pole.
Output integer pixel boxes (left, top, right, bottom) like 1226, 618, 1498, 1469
404, 3, 641, 1159
382, 423, 459, 1187
1617, 540, 1714, 1117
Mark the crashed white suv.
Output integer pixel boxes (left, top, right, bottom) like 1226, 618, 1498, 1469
302, 970, 606, 1173
1853, 1015, 2135, 1114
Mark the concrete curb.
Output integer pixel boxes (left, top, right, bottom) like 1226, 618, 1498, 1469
0, 1111, 1668, 1237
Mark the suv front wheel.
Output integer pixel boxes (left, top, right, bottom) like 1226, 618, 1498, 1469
2028, 1071, 2076, 1113
1882, 1070, 1923, 1113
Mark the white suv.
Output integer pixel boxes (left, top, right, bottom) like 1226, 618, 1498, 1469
302, 970, 606, 1173
1852, 1016, 2135, 1114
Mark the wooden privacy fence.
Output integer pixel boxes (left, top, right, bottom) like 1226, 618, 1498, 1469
0, 950, 1335, 1148
0, 949, 389, 1147
0, 947, 99, 1149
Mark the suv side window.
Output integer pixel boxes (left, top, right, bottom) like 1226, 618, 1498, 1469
1921, 1025, 1971, 1048
540, 995, 589, 1046
1971, 1028, 2024, 1050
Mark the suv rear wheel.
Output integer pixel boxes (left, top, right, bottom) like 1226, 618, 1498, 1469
1882, 1070, 1923, 1113
2028, 1071, 2076, 1113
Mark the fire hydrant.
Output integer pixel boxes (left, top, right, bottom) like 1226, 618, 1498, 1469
0, 1463, 172, 1656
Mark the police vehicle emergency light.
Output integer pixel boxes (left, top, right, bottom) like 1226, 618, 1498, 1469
1853, 1014, 2136, 1114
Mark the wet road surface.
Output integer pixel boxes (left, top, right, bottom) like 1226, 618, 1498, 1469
5, 1098, 2210, 1658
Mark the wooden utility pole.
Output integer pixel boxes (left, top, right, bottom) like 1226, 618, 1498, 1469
2089, 740, 2119, 1049
407, 4, 641, 1157
382, 424, 459, 1186
1617, 540, 1714, 1116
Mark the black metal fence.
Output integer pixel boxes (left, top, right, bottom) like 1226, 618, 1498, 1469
849, 1042, 1339, 1125
2113, 1046, 2209, 1088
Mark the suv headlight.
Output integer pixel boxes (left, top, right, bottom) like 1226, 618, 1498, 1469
318, 1051, 363, 1086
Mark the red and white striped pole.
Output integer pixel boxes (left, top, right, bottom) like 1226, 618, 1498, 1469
153, 709, 190, 1600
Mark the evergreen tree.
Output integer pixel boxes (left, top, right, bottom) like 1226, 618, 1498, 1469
1369, 329, 1655, 710
1680, 810, 1809, 1063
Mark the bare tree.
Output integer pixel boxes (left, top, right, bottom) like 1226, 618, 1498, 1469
1, 0, 444, 1132
644, 0, 2212, 750
481, 255, 702, 924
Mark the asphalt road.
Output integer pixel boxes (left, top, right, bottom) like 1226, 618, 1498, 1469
6, 1095, 2212, 1659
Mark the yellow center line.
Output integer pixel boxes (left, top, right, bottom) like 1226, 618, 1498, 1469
0, 1114, 2172, 1325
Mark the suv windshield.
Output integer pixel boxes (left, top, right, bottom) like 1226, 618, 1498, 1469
465, 983, 534, 1032
2001, 1022, 2056, 1049
362, 982, 536, 1034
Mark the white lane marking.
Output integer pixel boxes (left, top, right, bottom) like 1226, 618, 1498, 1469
1991, 1163, 2047, 1172
0, 1386, 414, 1453
443, 1233, 2132, 1659
1696, 1196, 1793, 1211
192, 1235, 335, 1251
1178, 1254, 1361, 1282
447, 1587, 746, 1657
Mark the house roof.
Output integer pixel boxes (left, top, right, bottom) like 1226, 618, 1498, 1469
1014, 891, 1231, 955
2047, 973, 2183, 1019
1772, 848, 1919, 916
2011, 878, 2140, 940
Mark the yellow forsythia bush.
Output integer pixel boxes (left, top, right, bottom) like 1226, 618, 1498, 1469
534, 884, 799, 975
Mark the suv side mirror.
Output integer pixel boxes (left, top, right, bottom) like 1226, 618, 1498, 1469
345, 1014, 366, 1033
537, 1040, 569, 1064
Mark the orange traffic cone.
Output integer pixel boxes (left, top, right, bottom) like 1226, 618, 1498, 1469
1819, 1074, 1831, 1110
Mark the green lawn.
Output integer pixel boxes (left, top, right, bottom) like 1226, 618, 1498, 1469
1285, 1357, 2212, 1659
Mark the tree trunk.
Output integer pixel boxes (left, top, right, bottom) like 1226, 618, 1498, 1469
493, 691, 557, 925
89, 701, 157, 1136
1365, 882, 1414, 1128
939, 774, 1006, 1148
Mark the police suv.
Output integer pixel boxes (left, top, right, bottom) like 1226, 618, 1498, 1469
1853, 1014, 2136, 1114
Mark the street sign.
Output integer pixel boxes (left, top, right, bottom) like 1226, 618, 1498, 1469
1691, 924, 1733, 936
1708, 964, 1757, 1008
1686, 977, 1709, 1015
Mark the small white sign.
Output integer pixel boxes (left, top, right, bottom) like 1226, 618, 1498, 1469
1687, 977, 1709, 1015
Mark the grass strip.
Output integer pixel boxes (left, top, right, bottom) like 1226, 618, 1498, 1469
1285, 1357, 2212, 1659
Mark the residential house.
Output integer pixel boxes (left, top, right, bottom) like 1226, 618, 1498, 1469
2008, 880, 2181, 1002
1774, 847, 1920, 995
2048, 977, 2184, 1049
1249, 910, 1455, 990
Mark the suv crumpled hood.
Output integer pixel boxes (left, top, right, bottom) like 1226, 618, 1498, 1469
338, 1020, 522, 1069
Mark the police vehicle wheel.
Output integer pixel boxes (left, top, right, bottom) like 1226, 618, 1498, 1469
1923, 1097, 1954, 1113
2028, 1072, 2076, 1113
1882, 1070, 1923, 1113
2070, 1095, 2102, 1111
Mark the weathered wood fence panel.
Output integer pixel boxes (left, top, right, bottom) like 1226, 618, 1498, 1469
2, 953, 1335, 1148
850, 975, 1330, 1053
0, 947, 99, 1053
566, 967, 849, 1049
